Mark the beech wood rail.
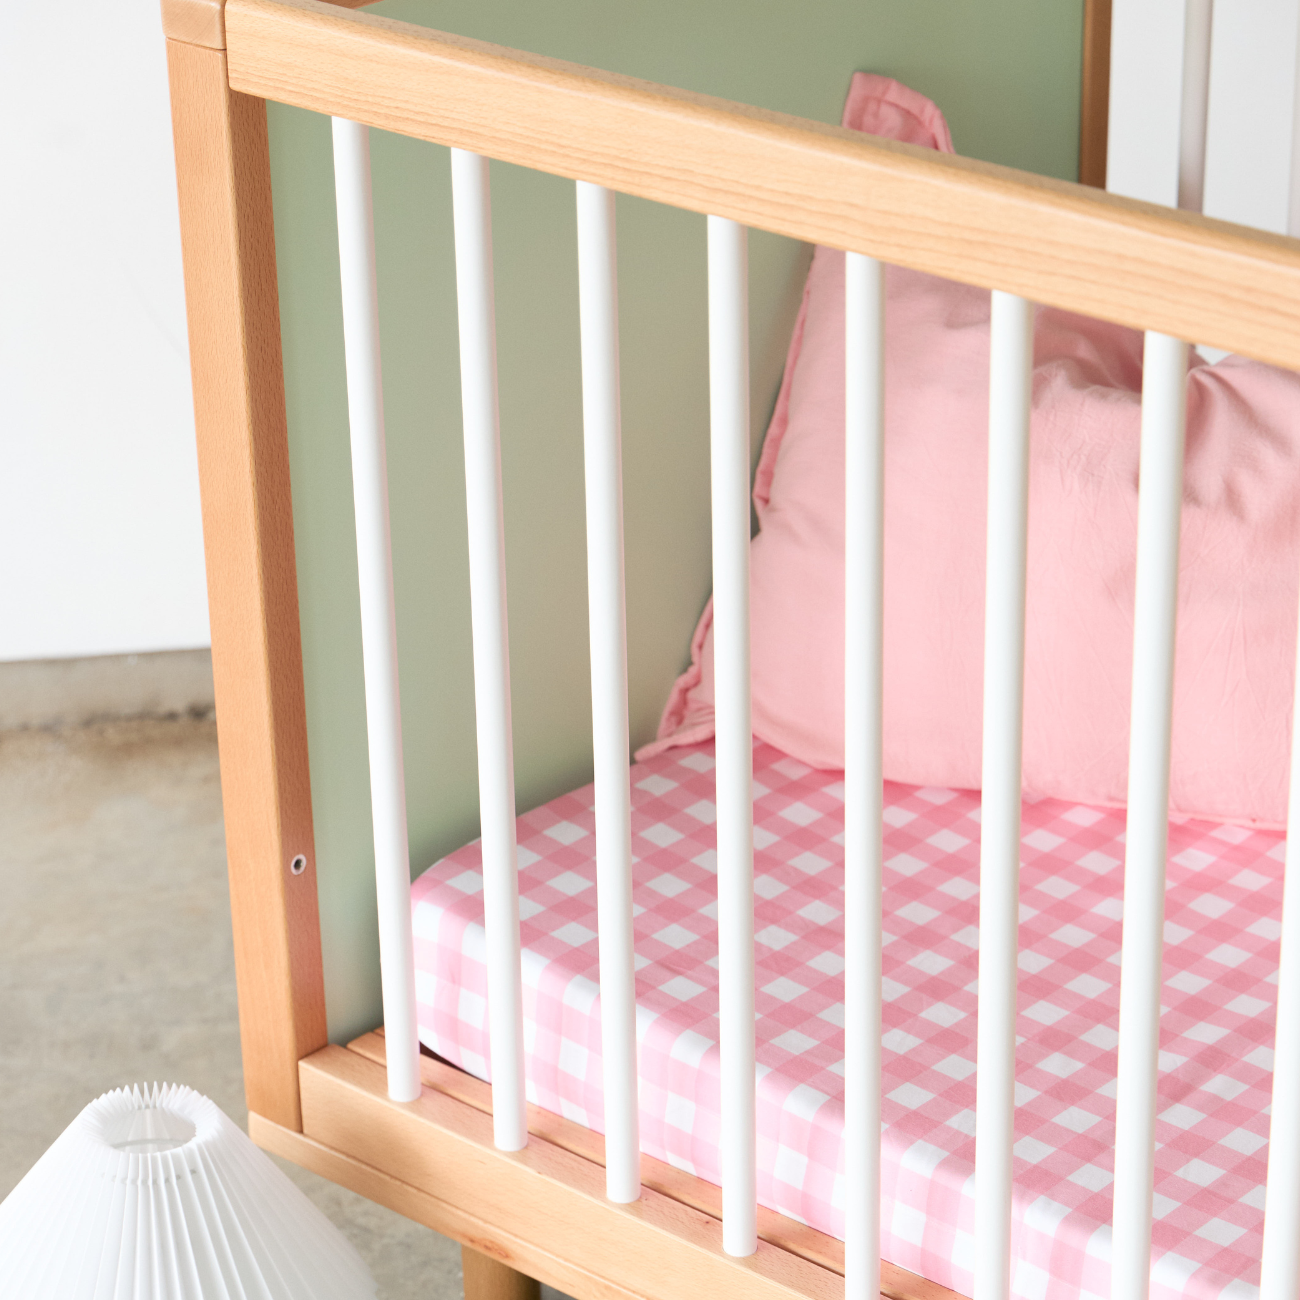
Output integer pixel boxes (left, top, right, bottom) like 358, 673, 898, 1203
164, 3, 1300, 1300
248, 1034, 964, 1300
217, 0, 1300, 369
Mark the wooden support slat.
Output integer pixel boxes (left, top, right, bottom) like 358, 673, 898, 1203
1079, 0, 1112, 188
167, 37, 327, 1130
299, 1045, 840, 1300
223, 0, 1300, 369
256, 1087, 965, 1300
248, 1111, 645, 1300
346, 1034, 965, 1300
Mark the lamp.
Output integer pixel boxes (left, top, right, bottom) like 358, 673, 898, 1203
0, 1082, 377, 1299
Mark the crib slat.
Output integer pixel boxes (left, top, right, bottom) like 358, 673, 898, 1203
843, 251, 885, 1300
575, 180, 641, 1205
1112, 330, 1189, 1300
1260, 572, 1300, 1295
1290, 15, 1300, 237
974, 291, 1034, 1300
330, 118, 421, 1106
450, 147, 528, 1152
708, 213, 757, 1259
1178, 0, 1214, 214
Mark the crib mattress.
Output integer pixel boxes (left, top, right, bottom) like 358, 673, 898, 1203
409, 740, 1282, 1300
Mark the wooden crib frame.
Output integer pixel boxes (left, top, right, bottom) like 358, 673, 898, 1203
163, 1, 1300, 1297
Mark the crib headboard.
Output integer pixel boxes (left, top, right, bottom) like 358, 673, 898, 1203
258, 0, 1101, 1053
164, 3, 1300, 1299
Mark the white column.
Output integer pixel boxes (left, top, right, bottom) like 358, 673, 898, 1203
331, 117, 420, 1105
1111, 330, 1189, 1300
1290, 5, 1300, 236
576, 180, 641, 1204
707, 214, 757, 1258
450, 147, 527, 1152
843, 251, 885, 1300
1259, 551, 1300, 1298
1179, 0, 1215, 212
973, 291, 1034, 1300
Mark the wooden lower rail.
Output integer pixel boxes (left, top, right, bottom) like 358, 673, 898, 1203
248, 1039, 964, 1300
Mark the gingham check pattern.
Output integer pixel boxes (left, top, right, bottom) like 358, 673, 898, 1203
410, 740, 1281, 1300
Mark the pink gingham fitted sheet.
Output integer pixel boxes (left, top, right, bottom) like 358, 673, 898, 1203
409, 739, 1281, 1300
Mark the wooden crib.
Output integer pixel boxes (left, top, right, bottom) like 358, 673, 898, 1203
162, 1, 1300, 1298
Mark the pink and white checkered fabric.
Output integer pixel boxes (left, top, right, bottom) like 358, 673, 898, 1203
410, 740, 1281, 1300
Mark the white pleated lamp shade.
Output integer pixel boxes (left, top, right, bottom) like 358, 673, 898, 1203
0, 1083, 377, 1300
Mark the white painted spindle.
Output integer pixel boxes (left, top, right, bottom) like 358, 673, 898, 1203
576, 180, 641, 1204
451, 147, 527, 1152
707, 214, 757, 1258
974, 291, 1034, 1300
843, 251, 885, 1300
1259, 566, 1300, 1297
1112, 330, 1189, 1300
331, 117, 421, 1105
1290, 16, 1300, 236
1178, 0, 1214, 213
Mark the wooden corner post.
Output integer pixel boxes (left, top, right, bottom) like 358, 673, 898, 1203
1079, 0, 1112, 188
164, 0, 327, 1130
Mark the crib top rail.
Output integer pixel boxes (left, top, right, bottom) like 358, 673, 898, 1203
173, 0, 1300, 371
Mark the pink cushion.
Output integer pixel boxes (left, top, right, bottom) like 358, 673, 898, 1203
642, 73, 1300, 828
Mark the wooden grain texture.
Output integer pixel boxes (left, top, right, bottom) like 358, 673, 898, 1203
345, 1034, 965, 1300
167, 38, 327, 1130
300, 1045, 845, 1300
162, 0, 227, 50
463, 1247, 542, 1300
1079, 0, 1113, 188
223, 0, 1300, 369
162, 0, 384, 51
249, 1111, 648, 1300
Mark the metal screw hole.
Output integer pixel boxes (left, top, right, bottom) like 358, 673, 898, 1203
290, 854, 307, 876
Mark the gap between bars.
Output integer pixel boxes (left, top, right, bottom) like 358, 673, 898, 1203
331, 123, 1300, 1300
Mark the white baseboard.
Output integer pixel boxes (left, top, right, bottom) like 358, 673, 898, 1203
0, 649, 215, 730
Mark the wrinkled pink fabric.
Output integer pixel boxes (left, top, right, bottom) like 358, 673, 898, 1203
642, 72, 1300, 828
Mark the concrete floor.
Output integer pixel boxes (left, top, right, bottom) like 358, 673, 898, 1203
0, 717, 466, 1297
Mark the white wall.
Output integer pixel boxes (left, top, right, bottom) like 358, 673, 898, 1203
0, 0, 209, 663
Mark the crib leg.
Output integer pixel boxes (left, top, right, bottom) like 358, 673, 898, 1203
460, 1246, 541, 1300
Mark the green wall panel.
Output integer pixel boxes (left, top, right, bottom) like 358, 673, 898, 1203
269, 0, 1085, 1042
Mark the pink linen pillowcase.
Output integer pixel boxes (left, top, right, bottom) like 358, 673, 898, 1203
641, 72, 1300, 828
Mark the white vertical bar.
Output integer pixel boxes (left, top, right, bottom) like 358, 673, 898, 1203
1107, 0, 1185, 205
576, 180, 641, 1205
1112, 330, 1189, 1300
707, 214, 756, 1259
843, 252, 885, 1300
1199, 0, 1298, 236
1260, 560, 1300, 1297
1179, 0, 1215, 212
331, 118, 421, 1105
450, 147, 527, 1152
1290, 11, 1300, 236
973, 291, 1034, 1300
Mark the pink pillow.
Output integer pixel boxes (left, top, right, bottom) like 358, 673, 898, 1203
641, 73, 1300, 828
